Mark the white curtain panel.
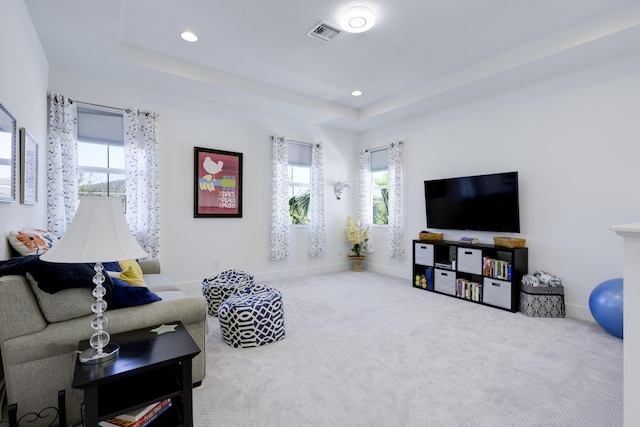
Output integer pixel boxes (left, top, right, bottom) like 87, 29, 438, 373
270, 136, 290, 260
357, 149, 374, 253
124, 109, 160, 260
309, 143, 326, 256
387, 142, 405, 258
47, 93, 79, 237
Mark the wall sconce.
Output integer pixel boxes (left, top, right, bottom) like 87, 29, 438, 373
334, 181, 350, 200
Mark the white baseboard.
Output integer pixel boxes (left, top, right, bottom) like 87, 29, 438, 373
566, 303, 596, 324
175, 262, 352, 296
174, 265, 596, 325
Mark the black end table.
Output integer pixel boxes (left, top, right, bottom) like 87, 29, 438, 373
72, 321, 201, 427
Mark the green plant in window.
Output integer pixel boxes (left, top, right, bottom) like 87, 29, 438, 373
373, 172, 389, 225
289, 189, 310, 224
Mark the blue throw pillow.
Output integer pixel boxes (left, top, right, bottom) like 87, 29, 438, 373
102, 261, 123, 272
108, 276, 161, 309
0, 255, 114, 295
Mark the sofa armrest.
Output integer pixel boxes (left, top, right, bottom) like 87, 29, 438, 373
0, 275, 47, 342
139, 260, 161, 274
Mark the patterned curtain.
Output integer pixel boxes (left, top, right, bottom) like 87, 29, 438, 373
124, 109, 160, 260
387, 142, 405, 258
270, 135, 289, 260
47, 93, 79, 236
357, 149, 374, 253
309, 143, 326, 256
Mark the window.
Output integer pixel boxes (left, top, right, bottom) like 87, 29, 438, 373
370, 148, 389, 225
76, 106, 126, 203
287, 141, 311, 225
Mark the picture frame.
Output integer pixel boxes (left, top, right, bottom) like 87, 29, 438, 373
20, 128, 38, 205
194, 147, 243, 218
0, 103, 17, 203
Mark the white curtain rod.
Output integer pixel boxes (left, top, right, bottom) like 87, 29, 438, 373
73, 98, 158, 117
365, 141, 404, 153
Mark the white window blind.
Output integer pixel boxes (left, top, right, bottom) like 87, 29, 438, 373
370, 148, 388, 171
288, 140, 312, 165
77, 107, 123, 144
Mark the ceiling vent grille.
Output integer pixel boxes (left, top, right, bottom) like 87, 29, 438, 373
307, 21, 341, 41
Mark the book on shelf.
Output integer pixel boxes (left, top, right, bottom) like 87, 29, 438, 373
435, 262, 453, 269
483, 256, 512, 280
117, 401, 160, 422
458, 237, 478, 245
99, 398, 172, 427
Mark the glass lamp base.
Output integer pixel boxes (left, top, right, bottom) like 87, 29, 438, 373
79, 343, 120, 364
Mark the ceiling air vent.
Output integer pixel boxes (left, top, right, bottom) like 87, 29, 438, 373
307, 21, 341, 41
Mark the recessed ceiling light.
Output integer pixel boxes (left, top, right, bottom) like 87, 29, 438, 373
351, 90, 363, 97
340, 6, 375, 33
180, 31, 198, 42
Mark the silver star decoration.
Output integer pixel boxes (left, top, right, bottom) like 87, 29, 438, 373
150, 324, 178, 335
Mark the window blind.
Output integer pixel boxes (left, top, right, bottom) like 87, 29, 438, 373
77, 106, 124, 144
287, 140, 312, 166
370, 148, 388, 172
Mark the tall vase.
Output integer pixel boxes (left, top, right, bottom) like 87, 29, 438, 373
348, 255, 366, 272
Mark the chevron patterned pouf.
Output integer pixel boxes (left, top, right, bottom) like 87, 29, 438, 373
202, 269, 255, 316
218, 287, 285, 348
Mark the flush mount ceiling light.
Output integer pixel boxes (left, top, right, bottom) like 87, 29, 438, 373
340, 6, 375, 33
180, 31, 198, 42
351, 90, 363, 97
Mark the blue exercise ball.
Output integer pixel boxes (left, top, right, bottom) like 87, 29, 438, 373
589, 278, 623, 339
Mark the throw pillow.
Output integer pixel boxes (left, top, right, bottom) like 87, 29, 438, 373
25, 272, 94, 323
102, 261, 123, 272
7, 229, 58, 256
119, 259, 144, 277
0, 255, 113, 295
109, 276, 161, 309
108, 265, 146, 287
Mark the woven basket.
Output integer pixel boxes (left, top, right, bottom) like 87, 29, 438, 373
493, 237, 526, 248
419, 232, 443, 241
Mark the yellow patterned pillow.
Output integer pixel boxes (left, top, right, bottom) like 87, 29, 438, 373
108, 265, 146, 287
118, 259, 144, 277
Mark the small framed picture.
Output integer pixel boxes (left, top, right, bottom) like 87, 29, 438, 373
20, 128, 38, 205
194, 147, 243, 218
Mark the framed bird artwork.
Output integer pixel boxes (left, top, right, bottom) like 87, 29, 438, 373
194, 147, 243, 218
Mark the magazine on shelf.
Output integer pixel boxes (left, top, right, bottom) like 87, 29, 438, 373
99, 398, 172, 427
117, 401, 160, 422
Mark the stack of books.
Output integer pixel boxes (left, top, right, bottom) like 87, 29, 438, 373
99, 399, 172, 427
458, 237, 478, 245
483, 257, 512, 280
456, 278, 482, 301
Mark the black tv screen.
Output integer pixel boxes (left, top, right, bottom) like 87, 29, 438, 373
424, 171, 520, 233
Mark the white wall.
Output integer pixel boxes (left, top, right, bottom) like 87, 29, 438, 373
0, 0, 49, 260
47, 69, 356, 286
359, 51, 640, 321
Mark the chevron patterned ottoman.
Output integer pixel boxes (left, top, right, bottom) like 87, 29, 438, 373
218, 287, 285, 348
202, 269, 255, 316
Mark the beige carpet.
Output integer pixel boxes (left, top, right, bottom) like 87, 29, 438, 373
193, 271, 622, 426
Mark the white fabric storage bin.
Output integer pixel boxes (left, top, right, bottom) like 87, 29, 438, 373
482, 277, 512, 309
457, 248, 482, 274
434, 269, 456, 296
414, 243, 434, 266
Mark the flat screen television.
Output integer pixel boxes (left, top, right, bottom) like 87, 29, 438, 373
424, 171, 520, 233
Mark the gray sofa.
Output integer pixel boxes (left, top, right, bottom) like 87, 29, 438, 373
0, 260, 207, 426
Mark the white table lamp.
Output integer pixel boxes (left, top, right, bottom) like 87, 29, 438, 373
41, 197, 148, 364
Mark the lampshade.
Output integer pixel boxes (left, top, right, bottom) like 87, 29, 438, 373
41, 197, 147, 263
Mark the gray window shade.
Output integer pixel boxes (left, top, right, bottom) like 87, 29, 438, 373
77, 107, 124, 144
370, 148, 388, 172
288, 140, 312, 166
